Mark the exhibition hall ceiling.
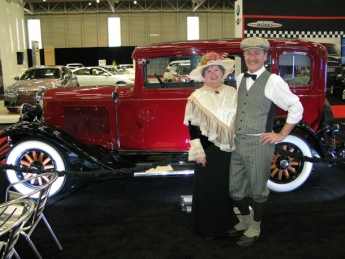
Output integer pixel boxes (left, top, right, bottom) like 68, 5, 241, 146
21, 0, 236, 14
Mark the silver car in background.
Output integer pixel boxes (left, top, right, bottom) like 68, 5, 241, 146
4, 65, 79, 112
73, 66, 135, 86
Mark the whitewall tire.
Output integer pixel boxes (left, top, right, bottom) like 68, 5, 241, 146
6, 140, 67, 198
267, 135, 313, 192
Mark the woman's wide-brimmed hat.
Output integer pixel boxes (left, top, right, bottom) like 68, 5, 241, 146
189, 52, 235, 82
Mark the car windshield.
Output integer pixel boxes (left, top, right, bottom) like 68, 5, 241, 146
20, 68, 60, 80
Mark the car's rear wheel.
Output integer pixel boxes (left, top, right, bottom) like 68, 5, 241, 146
5, 139, 67, 198
267, 135, 313, 192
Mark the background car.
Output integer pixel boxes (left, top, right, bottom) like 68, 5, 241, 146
320, 43, 341, 88
163, 60, 190, 82
73, 66, 135, 86
4, 65, 79, 112
330, 66, 345, 100
172, 63, 192, 82
115, 64, 135, 74
66, 63, 84, 71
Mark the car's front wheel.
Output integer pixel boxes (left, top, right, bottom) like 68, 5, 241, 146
267, 135, 313, 192
5, 139, 67, 198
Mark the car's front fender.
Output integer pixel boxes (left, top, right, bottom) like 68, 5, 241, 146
0, 122, 133, 170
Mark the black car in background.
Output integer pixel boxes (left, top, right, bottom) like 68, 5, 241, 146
321, 43, 342, 88
331, 66, 345, 101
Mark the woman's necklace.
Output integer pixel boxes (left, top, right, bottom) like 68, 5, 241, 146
206, 84, 223, 94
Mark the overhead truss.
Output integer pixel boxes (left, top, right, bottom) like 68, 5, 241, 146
20, 0, 236, 14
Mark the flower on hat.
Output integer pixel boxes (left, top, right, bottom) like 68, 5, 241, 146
189, 51, 235, 82
197, 51, 230, 68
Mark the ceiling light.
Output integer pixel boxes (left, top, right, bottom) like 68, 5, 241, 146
134, 1, 137, 4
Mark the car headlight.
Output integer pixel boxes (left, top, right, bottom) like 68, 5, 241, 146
4, 84, 16, 93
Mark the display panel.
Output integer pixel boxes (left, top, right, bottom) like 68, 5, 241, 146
341, 37, 345, 66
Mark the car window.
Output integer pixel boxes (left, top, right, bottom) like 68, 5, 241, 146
20, 68, 61, 80
144, 54, 246, 89
91, 68, 105, 76
278, 54, 311, 86
74, 68, 90, 75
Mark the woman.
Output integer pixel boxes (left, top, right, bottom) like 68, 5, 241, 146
183, 52, 238, 239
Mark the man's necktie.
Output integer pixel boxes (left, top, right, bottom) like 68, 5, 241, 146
244, 72, 257, 81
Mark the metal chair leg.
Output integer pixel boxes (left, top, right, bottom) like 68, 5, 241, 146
41, 214, 63, 250
20, 232, 43, 259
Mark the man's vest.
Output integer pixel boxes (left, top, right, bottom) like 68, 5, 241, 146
235, 70, 277, 134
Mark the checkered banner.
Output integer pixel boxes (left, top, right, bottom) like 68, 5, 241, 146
244, 30, 345, 39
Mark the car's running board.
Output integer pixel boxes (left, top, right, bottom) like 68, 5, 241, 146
133, 164, 194, 177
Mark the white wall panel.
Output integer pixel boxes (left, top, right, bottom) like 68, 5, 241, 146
41, 16, 52, 47
98, 14, 108, 47
177, 13, 188, 41
130, 13, 147, 46
120, 14, 130, 46
162, 14, 177, 43
83, 14, 98, 47
147, 14, 161, 44
67, 15, 83, 47
50, 15, 67, 48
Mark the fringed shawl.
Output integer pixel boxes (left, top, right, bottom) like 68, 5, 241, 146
184, 84, 237, 152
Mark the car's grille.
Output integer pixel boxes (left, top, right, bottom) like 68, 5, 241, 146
64, 106, 110, 135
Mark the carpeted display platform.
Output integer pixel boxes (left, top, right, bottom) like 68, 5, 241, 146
12, 162, 345, 259
331, 105, 345, 119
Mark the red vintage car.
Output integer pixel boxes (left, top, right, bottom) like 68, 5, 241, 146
0, 38, 342, 197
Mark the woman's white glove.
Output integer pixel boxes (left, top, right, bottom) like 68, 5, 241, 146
188, 138, 206, 161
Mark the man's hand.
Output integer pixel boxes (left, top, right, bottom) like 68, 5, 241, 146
260, 123, 296, 145
260, 131, 286, 145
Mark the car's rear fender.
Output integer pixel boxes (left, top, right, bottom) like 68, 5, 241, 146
273, 117, 324, 157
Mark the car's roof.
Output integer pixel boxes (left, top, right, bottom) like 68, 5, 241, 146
27, 65, 64, 70
74, 66, 106, 70
132, 38, 327, 60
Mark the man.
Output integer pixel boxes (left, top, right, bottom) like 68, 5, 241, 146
229, 37, 304, 246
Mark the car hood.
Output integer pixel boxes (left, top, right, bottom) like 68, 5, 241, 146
10, 79, 57, 91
